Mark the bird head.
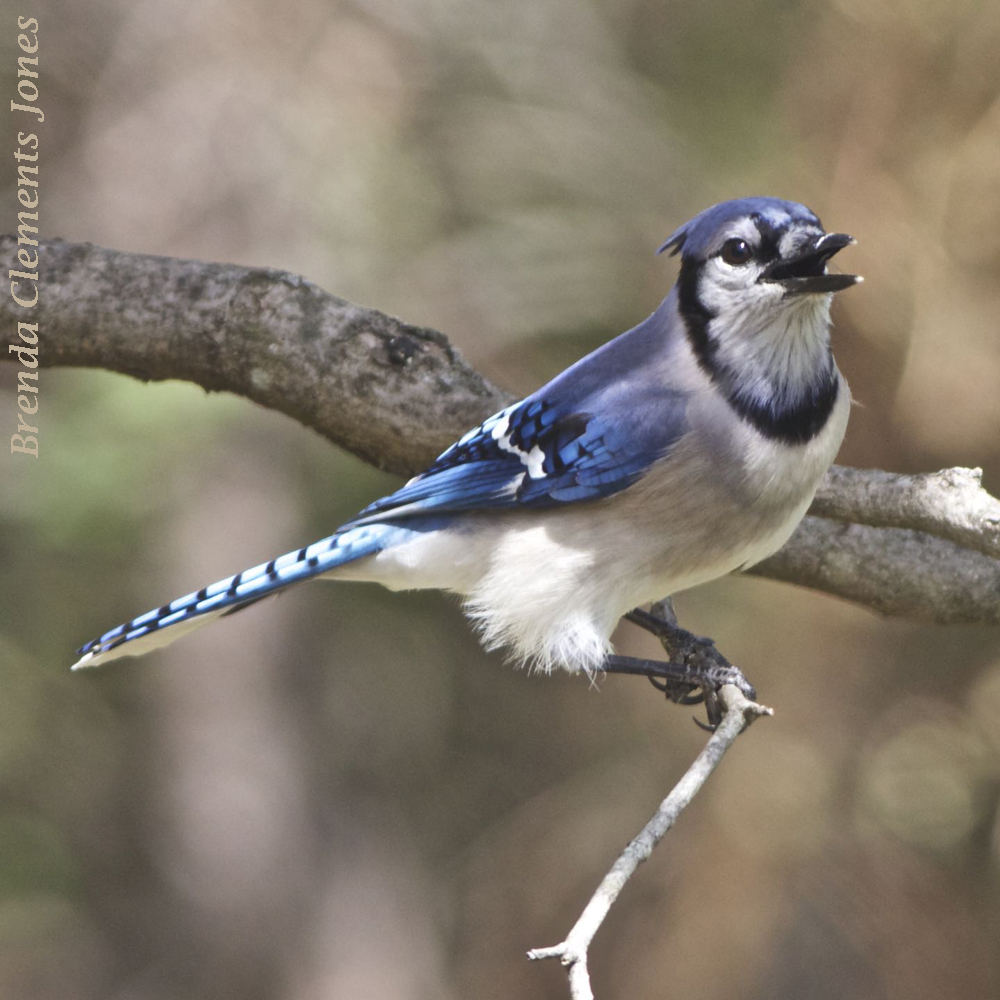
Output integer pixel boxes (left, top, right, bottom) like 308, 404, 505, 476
659, 197, 860, 323
656, 198, 860, 438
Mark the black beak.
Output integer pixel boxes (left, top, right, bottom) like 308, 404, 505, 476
760, 232, 861, 296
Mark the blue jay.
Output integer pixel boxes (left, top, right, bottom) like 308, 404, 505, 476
73, 197, 859, 697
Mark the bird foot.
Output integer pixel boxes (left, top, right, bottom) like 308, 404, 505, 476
605, 604, 758, 727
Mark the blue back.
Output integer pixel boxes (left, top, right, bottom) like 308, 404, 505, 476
350, 300, 691, 522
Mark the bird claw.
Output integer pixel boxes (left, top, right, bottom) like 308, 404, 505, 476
692, 714, 717, 733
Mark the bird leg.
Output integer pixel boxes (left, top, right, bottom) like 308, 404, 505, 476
602, 599, 757, 726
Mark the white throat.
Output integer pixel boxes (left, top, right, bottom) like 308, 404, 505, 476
703, 287, 835, 410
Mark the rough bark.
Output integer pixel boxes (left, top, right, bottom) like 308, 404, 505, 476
1, 236, 508, 474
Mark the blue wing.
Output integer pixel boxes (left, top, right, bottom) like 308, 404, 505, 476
350, 310, 690, 525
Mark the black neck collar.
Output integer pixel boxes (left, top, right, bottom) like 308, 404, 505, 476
676, 259, 839, 446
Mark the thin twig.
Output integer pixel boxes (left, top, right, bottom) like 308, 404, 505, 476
527, 684, 772, 1000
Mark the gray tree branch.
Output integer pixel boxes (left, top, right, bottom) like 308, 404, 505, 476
3, 236, 999, 625
748, 516, 1000, 624
811, 465, 1000, 560
1, 236, 508, 475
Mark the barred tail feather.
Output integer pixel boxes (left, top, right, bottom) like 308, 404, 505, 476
71, 524, 394, 670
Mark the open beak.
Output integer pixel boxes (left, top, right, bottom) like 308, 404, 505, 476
760, 232, 861, 296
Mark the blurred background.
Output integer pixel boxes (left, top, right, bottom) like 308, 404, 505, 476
2, 0, 1000, 997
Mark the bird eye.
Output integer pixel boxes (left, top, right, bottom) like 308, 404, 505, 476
720, 238, 754, 266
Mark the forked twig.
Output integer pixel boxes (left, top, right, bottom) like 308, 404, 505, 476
526, 684, 772, 1000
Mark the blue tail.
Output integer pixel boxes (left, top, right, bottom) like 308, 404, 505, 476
72, 522, 397, 669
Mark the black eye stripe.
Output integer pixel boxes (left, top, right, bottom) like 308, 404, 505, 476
748, 215, 787, 262
715, 217, 827, 268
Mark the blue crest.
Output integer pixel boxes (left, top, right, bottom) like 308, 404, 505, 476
657, 197, 823, 260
